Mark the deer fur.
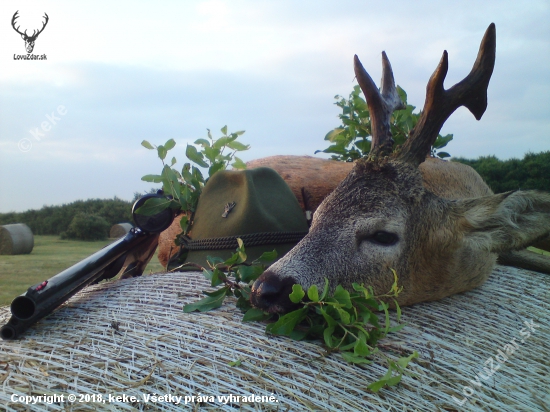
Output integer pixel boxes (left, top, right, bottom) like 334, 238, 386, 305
250, 24, 550, 313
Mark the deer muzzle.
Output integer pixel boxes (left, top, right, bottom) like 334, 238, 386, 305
250, 270, 299, 314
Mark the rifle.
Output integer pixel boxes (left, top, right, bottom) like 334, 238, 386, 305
0, 193, 176, 340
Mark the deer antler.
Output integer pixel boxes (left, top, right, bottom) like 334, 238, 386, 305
11, 11, 49, 40
354, 52, 405, 158
32, 13, 49, 39
11, 11, 25, 37
399, 23, 496, 165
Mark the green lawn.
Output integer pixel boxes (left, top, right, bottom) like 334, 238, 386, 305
0, 235, 165, 307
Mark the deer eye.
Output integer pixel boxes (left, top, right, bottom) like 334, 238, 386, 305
369, 231, 399, 246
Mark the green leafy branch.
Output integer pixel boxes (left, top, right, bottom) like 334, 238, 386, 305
183, 238, 277, 314
184, 242, 418, 392
316, 84, 452, 161
137, 126, 249, 234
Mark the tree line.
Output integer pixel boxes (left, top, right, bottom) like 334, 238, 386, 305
0, 197, 137, 238
453, 151, 550, 194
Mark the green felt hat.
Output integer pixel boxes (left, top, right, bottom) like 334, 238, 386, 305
172, 167, 309, 270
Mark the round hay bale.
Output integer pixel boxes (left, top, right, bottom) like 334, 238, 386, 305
109, 223, 133, 238
0, 223, 33, 255
0, 266, 548, 411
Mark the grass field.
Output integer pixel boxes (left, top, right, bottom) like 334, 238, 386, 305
0, 235, 165, 307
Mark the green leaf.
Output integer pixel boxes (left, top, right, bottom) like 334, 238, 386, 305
194, 138, 210, 148
134, 196, 171, 216
382, 302, 391, 334
307, 284, 319, 302
204, 146, 221, 163
266, 308, 307, 336
341, 352, 372, 364
289, 284, 305, 304
157, 145, 167, 161
202, 269, 213, 281
323, 325, 335, 347
253, 250, 277, 263
319, 278, 329, 301
228, 359, 242, 367
335, 307, 351, 324
354, 335, 370, 357
206, 255, 225, 268
221, 125, 228, 135
223, 250, 245, 266
186, 144, 209, 168
212, 135, 238, 150
319, 307, 337, 328
437, 151, 451, 159
367, 380, 387, 392
227, 141, 250, 151
324, 128, 346, 142
204, 284, 228, 296
183, 286, 230, 312
385, 375, 403, 386
388, 323, 406, 333
394, 299, 402, 322
141, 174, 163, 183
161, 165, 181, 200
396, 351, 419, 368
164, 138, 176, 151
141, 140, 155, 150
289, 329, 308, 341
433, 133, 453, 149
179, 215, 188, 230
170, 157, 177, 166
237, 265, 264, 283
208, 161, 225, 177
209, 268, 225, 287
242, 308, 270, 322
333, 285, 352, 308
231, 157, 247, 170
367, 371, 402, 392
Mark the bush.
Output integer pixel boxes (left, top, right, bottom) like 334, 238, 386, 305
60, 213, 110, 241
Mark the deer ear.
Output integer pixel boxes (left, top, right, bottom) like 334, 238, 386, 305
454, 191, 550, 253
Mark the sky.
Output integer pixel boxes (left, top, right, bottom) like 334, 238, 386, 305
0, 0, 549, 213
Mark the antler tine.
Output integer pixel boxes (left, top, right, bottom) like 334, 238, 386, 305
11, 11, 26, 36
399, 23, 496, 165
354, 52, 405, 158
38, 13, 49, 34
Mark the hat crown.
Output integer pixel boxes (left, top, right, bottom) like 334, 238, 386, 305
191, 167, 308, 239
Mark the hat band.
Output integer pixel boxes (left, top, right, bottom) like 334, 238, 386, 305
181, 231, 308, 251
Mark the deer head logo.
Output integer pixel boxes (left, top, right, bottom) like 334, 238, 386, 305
11, 11, 49, 54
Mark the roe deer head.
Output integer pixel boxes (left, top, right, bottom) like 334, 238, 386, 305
250, 24, 550, 313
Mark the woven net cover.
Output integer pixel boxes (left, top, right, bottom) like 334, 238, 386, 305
0, 266, 548, 412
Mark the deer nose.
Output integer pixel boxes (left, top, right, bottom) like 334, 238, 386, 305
250, 270, 299, 313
